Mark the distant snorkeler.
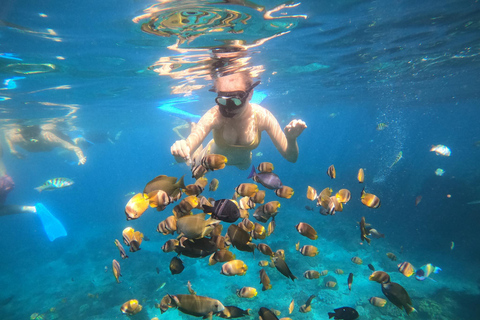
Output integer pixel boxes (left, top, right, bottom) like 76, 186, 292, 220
171, 70, 307, 170
3, 123, 87, 165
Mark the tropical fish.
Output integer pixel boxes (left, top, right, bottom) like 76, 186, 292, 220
336, 189, 351, 203
124, 191, 136, 197
320, 270, 329, 276
253, 201, 280, 223
369, 271, 391, 284
236, 287, 257, 298
34, 178, 74, 192
415, 263, 442, 281
257, 243, 274, 257
335, 269, 344, 275
359, 217, 371, 245
386, 252, 397, 261
259, 269, 272, 291
368, 228, 385, 239
325, 281, 337, 288
360, 188, 381, 209
208, 249, 235, 265
295, 222, 318, 240
376, 123, 388, 131
369, 297, 387, 307
398, 261, 415, 277
450, 241, 455, 250
435, 168, 445, 176
120, 299, 142, 315
257, 162, 274, 173
167, 294, 225, 318
221, 259, 248, 276
289, 299, 294, 314
275, 186, 294, 199
202, 154, 228, 171
258, 307, 278, 320
299, 295, 316, 313
203, 199, 240, 223
235, 183, 258, 197
357, 168, 364, 183
248, 165, 283, 190
389, 151, 403, 168
368, 264, 375, 271
306, 186, 318, 201
351, 256, 363, 265
430, 144, 451, 156
143, 175, 185, 198
169, 256, 185, 275
218, 306, 251, 318
326, 165, 336, 179
273, 256, 297, 281
176, 212, 221, 239
296, 243, 319, 257
209, 178, 219, 191
304, 270, 320, 279
112, 259, 122, 283
328, 307, 359, 320
125, 193, 150, 220
348, 273, 353, 291
381, 282, 415, 315
114, 239, 128, 259
148, 190, 173, 211
251, 190, 266, 204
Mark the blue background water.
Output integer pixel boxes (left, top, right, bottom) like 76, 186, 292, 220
1, 0, 479, 319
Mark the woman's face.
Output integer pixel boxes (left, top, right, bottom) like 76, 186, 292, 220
215, 74, 252, 118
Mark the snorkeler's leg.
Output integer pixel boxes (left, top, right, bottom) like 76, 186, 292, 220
0, 204, 36, 216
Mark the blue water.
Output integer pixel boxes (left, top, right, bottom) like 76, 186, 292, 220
1, 0, 480, 319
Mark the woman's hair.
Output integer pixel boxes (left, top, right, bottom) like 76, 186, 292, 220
214, 71, 253, 91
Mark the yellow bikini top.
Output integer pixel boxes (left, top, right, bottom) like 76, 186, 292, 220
213, 111, 261, 151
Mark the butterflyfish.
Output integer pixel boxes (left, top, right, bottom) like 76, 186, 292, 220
201, 154, 228, 171
209, 178, 219, 191
236, 287, 257, 298
326, 165, 336, 179
112, 259, 122, 283
369, 297, 387, 307
259, 269, 272, 291
120, 299, 142, 315
397, 261, 415, 277
275, 186, 294, 199
235, 183, 258, 197
360, 188, 381, 209
221, 259, 248, 276
257, 162, 274, 173
357, 168, 365, 183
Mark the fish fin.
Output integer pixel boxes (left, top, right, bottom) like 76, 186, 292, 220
34, 187, 43, 192
434, 267, 442, 274
176, 175, 186, 190
328, 312, 335, 319
427, 277, 437, 282
247, 165, 256, 179
202, 205, 214, 214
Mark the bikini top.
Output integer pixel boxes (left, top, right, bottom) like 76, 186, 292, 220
213, 111, 261, 151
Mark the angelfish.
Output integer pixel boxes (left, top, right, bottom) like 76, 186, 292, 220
415, 264, 441, 281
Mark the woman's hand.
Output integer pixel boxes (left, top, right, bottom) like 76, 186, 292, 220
78, 156, 87, 165
171, 140, 191, 163
284, 119, 307, 140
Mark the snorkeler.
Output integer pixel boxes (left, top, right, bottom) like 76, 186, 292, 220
170, 71, 307, 169
0, 143, 35, 216
4, 124, 87, 165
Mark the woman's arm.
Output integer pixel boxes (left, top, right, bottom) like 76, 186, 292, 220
171, 107, 218, 162
43, 131, 87, 165
258, 106, 306, 163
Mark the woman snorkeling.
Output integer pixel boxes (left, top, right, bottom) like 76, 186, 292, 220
170, 71, 306, 169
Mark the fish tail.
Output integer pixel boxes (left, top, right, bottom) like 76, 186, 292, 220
175, 175, 186, 190
247, 165, 256, 180
34, 186, 43, 193
328, 312, 335, 319
434, 267, 442, 274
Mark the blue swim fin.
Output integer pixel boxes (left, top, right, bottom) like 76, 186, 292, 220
35, 203, 67, 241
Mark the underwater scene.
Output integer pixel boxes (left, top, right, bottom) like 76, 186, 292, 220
1, 0, 480, 319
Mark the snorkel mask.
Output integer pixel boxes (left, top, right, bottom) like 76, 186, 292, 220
215, 81, 260, 118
